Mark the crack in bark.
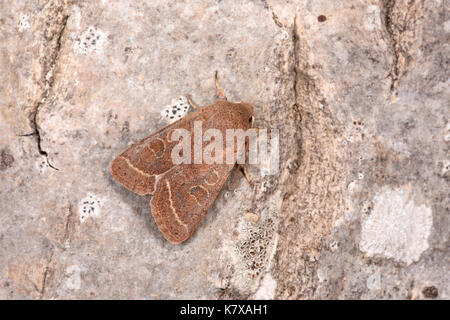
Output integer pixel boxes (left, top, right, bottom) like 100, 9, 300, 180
39, 249, 55, 299
382, 0, 400, 93
292, 15, 299, 109
382, 0, 421, 94
29, 12, 69, 171
39, 203, 75, 298
63, 203, 75, 244
268, 4, 283, 28
260, 0, 283, 28
271, 11, 283, 28
32, 101, 58, 170
275, 13, 346, 299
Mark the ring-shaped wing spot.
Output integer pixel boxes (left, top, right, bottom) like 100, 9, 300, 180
189, 185, 209, 207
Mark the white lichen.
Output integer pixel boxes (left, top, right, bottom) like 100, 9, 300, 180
360, 185, 432, 265
65, 265, 81, 290
18, 14, 30, 32
366, 269, 381, 291
160, 96, 190, 124
364, 5, 382, 31
79, 193, 102, 223
74, 26, 106, 55
251, 273, 277, 300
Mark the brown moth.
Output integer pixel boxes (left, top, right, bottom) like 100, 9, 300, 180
110, 72, 254, 244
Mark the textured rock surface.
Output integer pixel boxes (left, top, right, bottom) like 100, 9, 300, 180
0, 0, 448, 299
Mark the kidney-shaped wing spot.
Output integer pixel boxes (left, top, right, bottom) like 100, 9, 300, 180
189, 185, 210, 207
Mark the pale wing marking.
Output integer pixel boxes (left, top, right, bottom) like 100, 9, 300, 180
204, 170, 220, 186
166, 180, 189, 231
199, 185, 209, 196
120, 156, 154, 178
189, 185, 210, 206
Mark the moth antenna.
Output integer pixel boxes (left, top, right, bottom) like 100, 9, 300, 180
215, 70, 227, 100
186, 94, 200, 110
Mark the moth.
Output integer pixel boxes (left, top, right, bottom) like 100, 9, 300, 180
110, 72, 254, 244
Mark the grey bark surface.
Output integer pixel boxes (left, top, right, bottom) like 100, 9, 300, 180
0, 0, 448, 299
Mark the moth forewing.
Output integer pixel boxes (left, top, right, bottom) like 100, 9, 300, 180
110, 107, 210, 195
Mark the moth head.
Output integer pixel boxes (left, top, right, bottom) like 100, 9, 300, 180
234, 102, 255, 127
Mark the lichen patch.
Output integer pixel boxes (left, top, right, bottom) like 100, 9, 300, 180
78, 194, 103, 223
160, 96, 190, 123
359, 185, 432, 265
74, 26, 106, 55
